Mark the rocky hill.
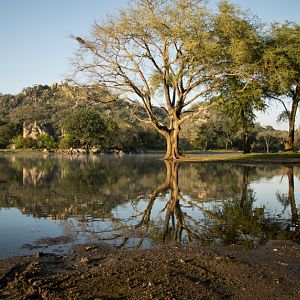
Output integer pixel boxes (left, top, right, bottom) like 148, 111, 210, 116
0, 83, 165, 150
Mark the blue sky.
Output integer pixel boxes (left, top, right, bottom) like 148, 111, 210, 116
0, 0, 299, 129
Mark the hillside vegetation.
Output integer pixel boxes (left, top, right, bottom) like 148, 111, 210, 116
0, 83, 295, 153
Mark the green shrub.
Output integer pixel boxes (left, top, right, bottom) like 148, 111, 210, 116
58, 134, 79, 149
12, 136, 36, 149
0, 122, 22, 148
36, 134, 57, 149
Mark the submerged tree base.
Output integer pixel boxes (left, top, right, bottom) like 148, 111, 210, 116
1, 241, 300, 299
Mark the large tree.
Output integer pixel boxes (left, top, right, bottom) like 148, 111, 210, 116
191, 107, 237, 150
212, 1, 265, 154
73, 0, 265, 159
218, 80, 264, 153
256, 125, 285, 154
263, 22, 300, 152
72, 0, 232, 160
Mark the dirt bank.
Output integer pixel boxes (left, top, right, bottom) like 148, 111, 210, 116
0, 240, 300, 300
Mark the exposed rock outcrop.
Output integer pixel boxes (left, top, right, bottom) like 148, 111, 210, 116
23, 122, 54, 139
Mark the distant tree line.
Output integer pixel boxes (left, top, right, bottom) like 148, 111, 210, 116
0, 82, 295, 153
184, 106, 291, 153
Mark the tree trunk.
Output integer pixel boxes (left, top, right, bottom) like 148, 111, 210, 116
164, 129, 181, 160
241, 110, 251, 154
243, 131, 251, 154
285, 96, 299, 152
264, 137, 270, 154
285, 116, 295, 152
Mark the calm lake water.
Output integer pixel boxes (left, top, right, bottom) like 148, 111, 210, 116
0, 153, 299, 258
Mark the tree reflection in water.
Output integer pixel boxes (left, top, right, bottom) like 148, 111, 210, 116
274, 166, 300, 242
207, 166, 265, 248
138, 162, 207, 245
95, 161, 210, 248
0, 154, 299, 250
285, 166, 299, 225
96, 163, 266, 249
98, 163, 300, 249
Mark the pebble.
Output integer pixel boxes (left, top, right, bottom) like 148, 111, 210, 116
277, 262, 288, 266
85, 246, 96, 251
80, 256, 90, 264
36, 252, 44, 257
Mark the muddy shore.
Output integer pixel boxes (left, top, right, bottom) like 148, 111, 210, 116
0, 240, 300, 300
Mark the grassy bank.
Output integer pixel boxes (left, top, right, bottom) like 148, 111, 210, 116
1, 149, 300, 164
178, 152, 300, 164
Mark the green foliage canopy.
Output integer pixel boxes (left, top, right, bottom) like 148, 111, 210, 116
263, 22, 300, 95
62, 108, 111, 149
262, 22, 300, 151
